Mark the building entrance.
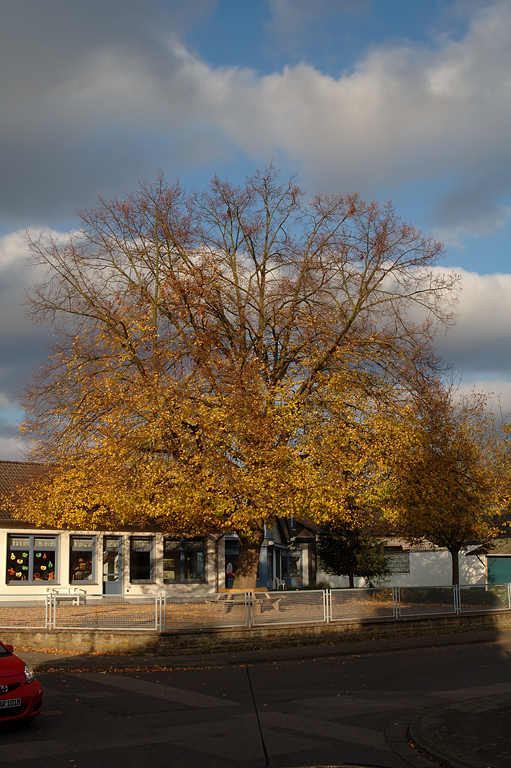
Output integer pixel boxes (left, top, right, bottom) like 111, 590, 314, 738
103, 536, 122, 594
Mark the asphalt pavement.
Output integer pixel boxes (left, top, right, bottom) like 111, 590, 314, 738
4, 627, 511, 768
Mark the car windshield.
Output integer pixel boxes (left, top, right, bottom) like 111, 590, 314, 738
0, 644, 11, 656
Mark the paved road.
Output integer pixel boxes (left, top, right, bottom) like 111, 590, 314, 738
3, 633, 511, 767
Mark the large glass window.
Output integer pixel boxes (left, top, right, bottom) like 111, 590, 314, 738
130, 537, 154, 582
70, 536, 95, 582
164, 538, 205, 582
7, 535, 58, 583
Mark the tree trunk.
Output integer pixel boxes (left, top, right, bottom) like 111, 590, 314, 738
233, 524, 265, 590
448, 545, 460, 585
348, 572, 355, 589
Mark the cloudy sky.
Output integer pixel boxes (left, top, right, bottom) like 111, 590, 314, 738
1, 0, 511, 458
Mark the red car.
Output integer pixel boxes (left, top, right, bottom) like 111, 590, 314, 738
0, 641, 43, 723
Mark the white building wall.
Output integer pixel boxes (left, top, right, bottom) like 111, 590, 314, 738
0, 527, 219, 595
0, 528, 83, 596
316, 545, 486, 588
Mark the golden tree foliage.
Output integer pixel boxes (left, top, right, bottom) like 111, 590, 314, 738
291, 370, 396, 526
18, 167, 458, 587
373, 383, 511, 584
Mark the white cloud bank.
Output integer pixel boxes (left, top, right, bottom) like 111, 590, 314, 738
435, 269, 511, 378
1, 1, 510, 240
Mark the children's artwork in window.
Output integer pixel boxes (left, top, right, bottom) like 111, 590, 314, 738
6, 535, 57, 583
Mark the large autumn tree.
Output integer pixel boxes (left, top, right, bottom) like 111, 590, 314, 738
375, 382, 511, 585
18, 166, 457, 588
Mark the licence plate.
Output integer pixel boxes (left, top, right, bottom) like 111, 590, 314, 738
0, 698, 21, 709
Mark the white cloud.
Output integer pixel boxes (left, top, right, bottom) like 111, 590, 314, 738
0, 436, 28, 461
265, 0, 371, 53
0, 229, 58, 343
207, 0, 511, 231
454, 377, 511, 418
1, 1, 511, 239
0, 230, 56, 437
434, 268, 511, 377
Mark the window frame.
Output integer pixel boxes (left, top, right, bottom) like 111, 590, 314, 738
69, 535, 96, 584
163, 537, 206, 583
129, 536, 155, 584
6, 534, 59, 585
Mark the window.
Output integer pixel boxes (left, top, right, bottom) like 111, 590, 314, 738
130, 537, 154, 582
7, 535, 58, 583
70, 536, 95, 582
164, 538, 205, 582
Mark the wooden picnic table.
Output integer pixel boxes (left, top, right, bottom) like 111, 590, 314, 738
205, 591, 283, 614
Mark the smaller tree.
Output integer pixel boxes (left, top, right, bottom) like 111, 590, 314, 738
376, 383, 511, 585
317, 522, 390, 588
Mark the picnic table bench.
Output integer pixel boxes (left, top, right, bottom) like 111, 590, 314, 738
253, 593, 282, 615
205, 591, 282, 615
47, 587, 86, 606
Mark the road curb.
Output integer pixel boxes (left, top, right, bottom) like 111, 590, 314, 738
385, 717, 441, 767
408, 711, 473, 768
25, 625, 511, 673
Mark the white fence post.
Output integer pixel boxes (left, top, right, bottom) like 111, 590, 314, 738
454, 584, 460, 614
46, 593, 51, 630
248, 591, 253, 628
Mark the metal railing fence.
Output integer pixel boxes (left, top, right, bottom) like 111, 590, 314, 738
397, 586, 457, 618
0, 584, 510, 632
458, 583, 511, 613
162, 592, 250, 631
251, 589, 327, 626
53, 594, 160, 630
0, 594, 50, 629
329, 587, 397, 622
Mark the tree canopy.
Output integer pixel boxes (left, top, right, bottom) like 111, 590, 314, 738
18, 166, 458, 587
317, 522, 390, 588
374, 382, 511, 584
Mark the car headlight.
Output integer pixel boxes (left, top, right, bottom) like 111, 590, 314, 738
24, 664, 35, 683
